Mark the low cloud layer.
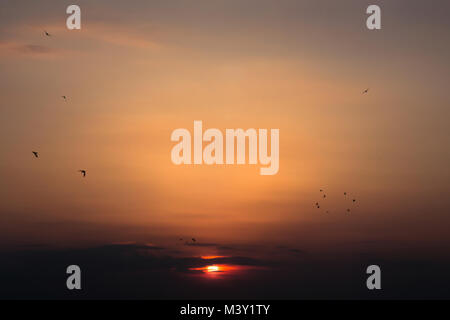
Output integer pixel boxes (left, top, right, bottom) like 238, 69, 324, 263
1, 243, 450, 299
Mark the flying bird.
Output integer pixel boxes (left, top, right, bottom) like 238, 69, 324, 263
192, 238, 196, 242
353, 199, 356, 203
78, 170, 86, 177
319, 189, 323, 192
363, 88, 369, 94
344, 192, 347, 196
43, 30, 51, 37
61, 96, 67, 101
323, 194, 326, 198
32, 151, 38, 158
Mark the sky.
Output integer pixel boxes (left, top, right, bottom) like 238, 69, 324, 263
0, 0, 449, 298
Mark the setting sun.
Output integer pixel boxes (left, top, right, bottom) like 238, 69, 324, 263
1, 0, 449, 303
206, 265, 219, 272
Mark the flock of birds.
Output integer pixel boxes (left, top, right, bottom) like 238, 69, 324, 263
179, 238, 197, 244
33, 29, 367, 234
38, 29, 209, 243
31, 31, 86, 178
315, 189, 358, 214
32, 150, 86, 177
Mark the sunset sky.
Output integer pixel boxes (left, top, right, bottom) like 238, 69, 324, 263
0, 0, 449, 298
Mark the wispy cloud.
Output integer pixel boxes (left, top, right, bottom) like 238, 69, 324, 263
0, 41, 66, 58
83, 23, 163, 49
0, 20, 163, 60
13, 43, 58, 55
184, 242, 220, 247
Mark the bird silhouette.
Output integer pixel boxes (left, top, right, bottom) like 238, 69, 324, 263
344, 192, 347, 196
319, 189, 323, 192
43, 30, 51, 37
32, 151, 38, 158
192, 238, 196, 242
78, 170, 86, 177
363, 88, 369, 94
353, 199, 356, 203
61, 96, 67, 101
323, 194, 326, 198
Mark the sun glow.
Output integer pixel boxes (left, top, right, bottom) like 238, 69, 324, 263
207, 265, 219, 272
188, 264, 234, 279
200, 255, 227, 260
189, 264, 243, 275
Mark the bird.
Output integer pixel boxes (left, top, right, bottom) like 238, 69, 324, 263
323, 194, 326, 198
43, 30, 51, 37
319, 189, 323, 192
353, 199, 356, 203
363, 88, 369, 94
61, 96, 67, 101
192, 238, 196, 242
78, 170, 86, 177
32, 151, 38, 158
317, 205, 320, 209
315, 202, 319, 206
344, 192, 347, 196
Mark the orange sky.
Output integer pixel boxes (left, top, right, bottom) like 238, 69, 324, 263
0, 0, 449, 257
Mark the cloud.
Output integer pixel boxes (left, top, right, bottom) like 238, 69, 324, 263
14, 44, 56, 54
289, 248, 307, 255
0, 242, 276, 298
0, 40, 69, 59
275, 245, 307, 255
97, 243, 165, 251
0, 20, 163, 61
184, 242, 220, 247
84, 23, 163, 49
0, 242, 272, 274
2, 242, 450, 299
